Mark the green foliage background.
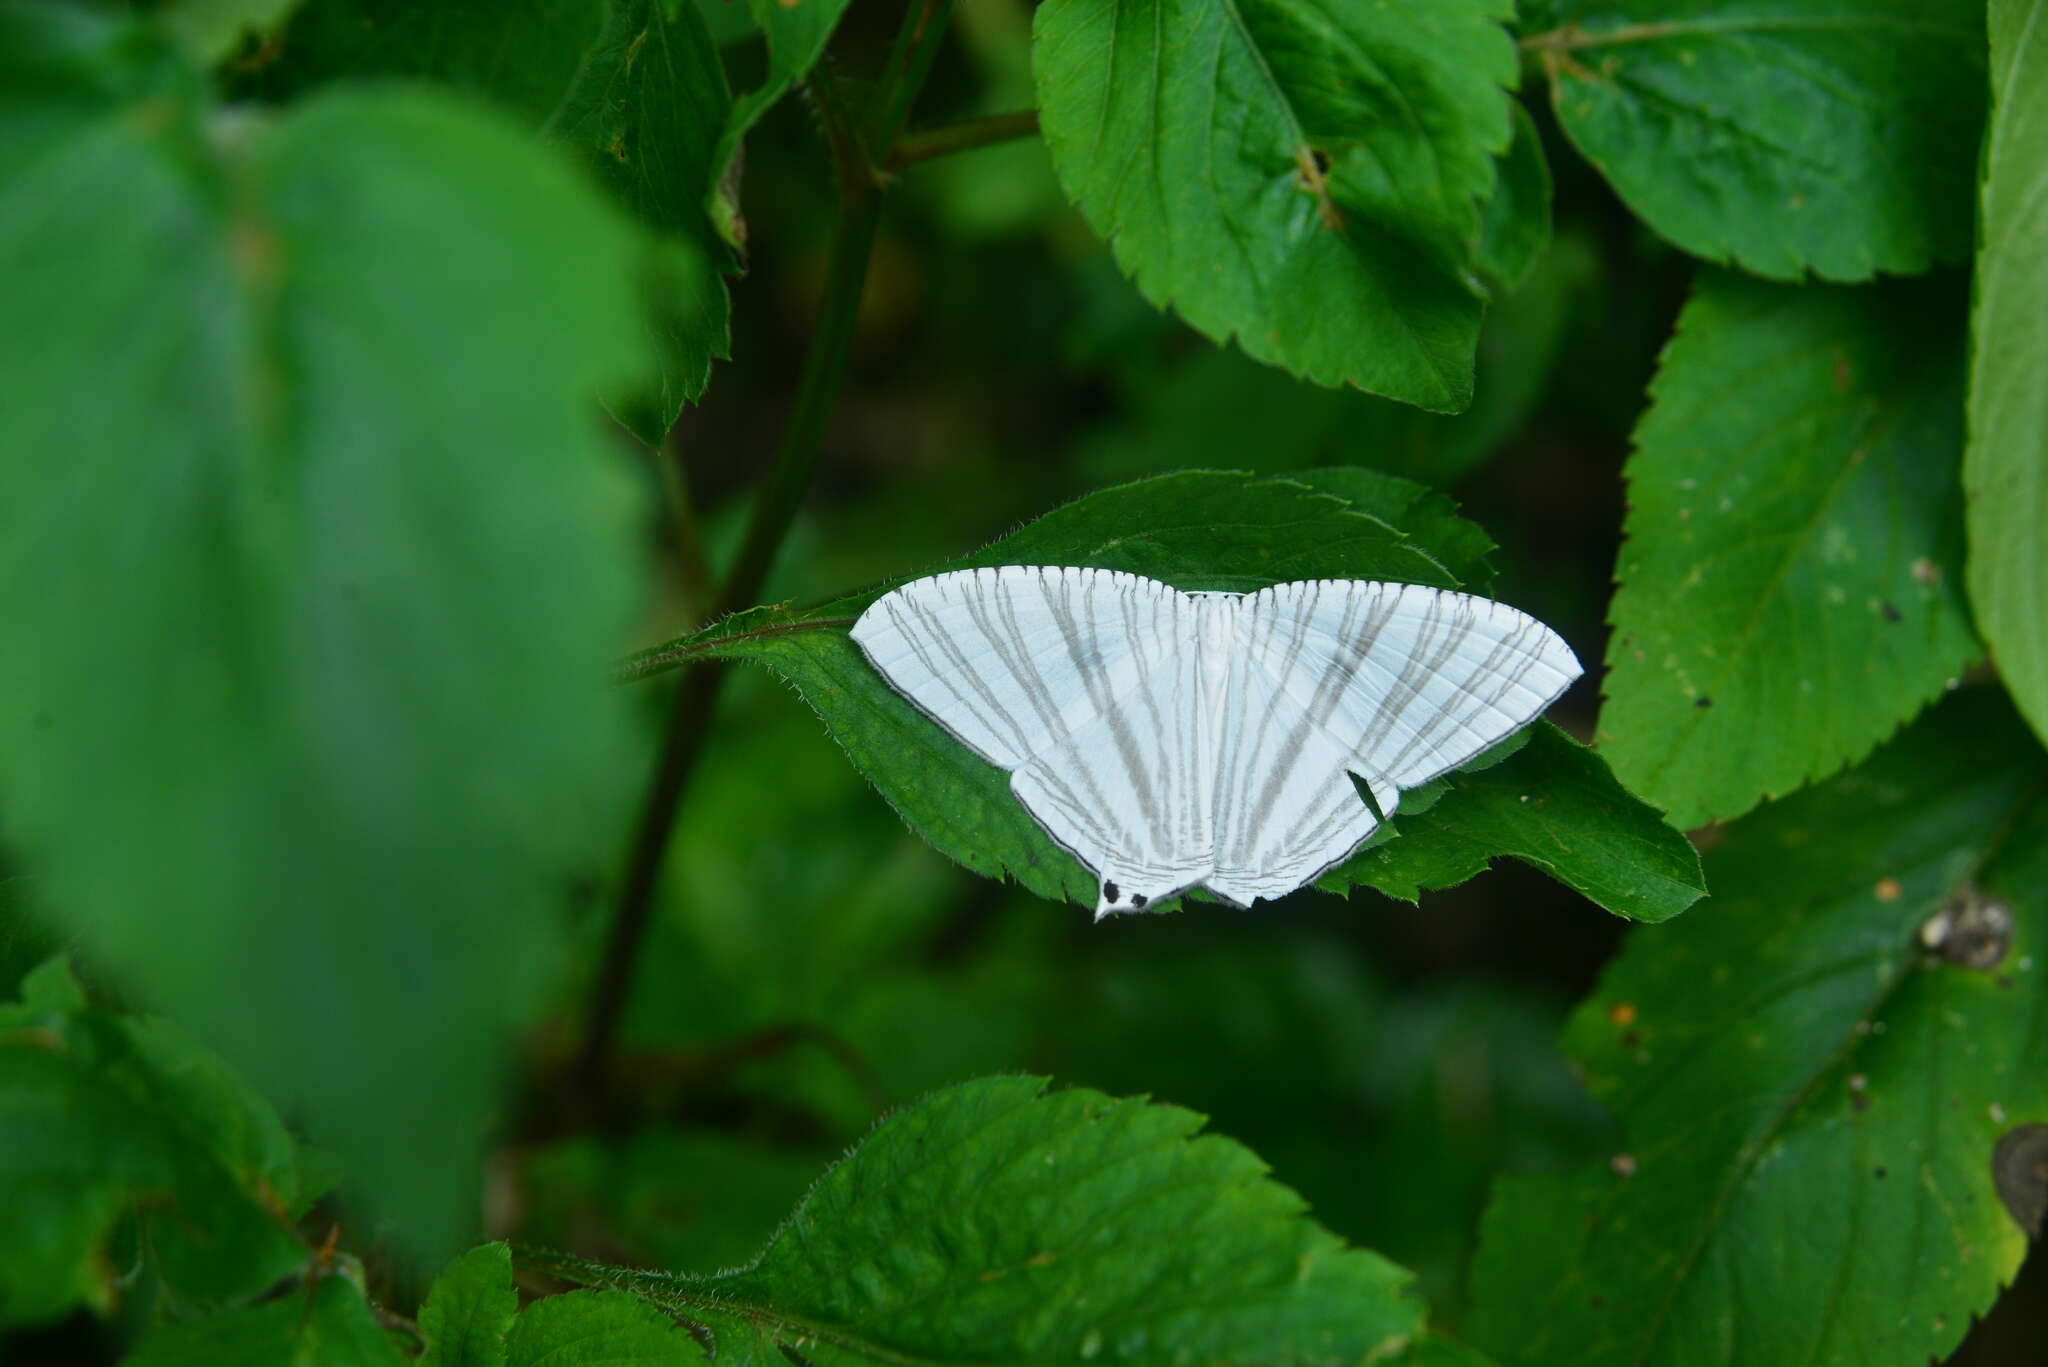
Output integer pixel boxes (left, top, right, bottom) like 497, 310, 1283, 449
1, 0, 2043, 1363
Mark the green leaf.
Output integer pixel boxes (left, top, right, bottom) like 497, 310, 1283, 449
1600, 271, 1979, 828
0, 16, 647, 1254
633, 471, 1692, 919
547, 0, 736, 436
1966, 0, 2048, 747
420, 1243, 518, 1367
123, 1274, 405, 1367
1033, 0, 1516, 411
505, 1290, 706, 1367
1520, 0, 1986, 280
1468, 687, 2048, 1367
1477, 99, 1553, 292
0, 958, 309, 1327
530, 1076, 1424, 1366
1327, 722, 1704, 922
157, 0, 301, 62
258, 0, 735, 437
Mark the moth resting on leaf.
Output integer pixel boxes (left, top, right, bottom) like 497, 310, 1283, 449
851, 566, 1580, 917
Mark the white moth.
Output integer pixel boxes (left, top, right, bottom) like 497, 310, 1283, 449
850, 566, 1581, 918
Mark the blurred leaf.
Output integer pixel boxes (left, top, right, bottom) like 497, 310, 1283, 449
260, 0, 734, 438
1348, 983, 1614, 1313
634, 471, 1692, 919
1600, 271, 1979, 828
0, 880, 60, 1003
1966, 0, 2048, 747
157, 0, 300, 61
419, 1242, 517, 1367
1074, 234, 1595, 492
123, 1274, 403, 1367
904, 0, 1064, 240
1033, 0, 1515, 410
0, 16, 646, 1254
1477, 100, 1553, 292
505, 1290, 705, 1367
618, 678, 960, 1051
516, 1130, 830, 1276
1036, 934, 1384, 1139
1469, 688, 2048, 1367
530, 1076, 1423, 1366
696, 0, 760, 47
1329, 722, 1704, 922
1521, 0, 1985, 279
1399, 1336, 1501, 1367
0, 958, 308, 1327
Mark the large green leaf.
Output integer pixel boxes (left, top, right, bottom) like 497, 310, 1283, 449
1967, 0, 2048, 746
1033, 0, 1516, 411
1600, 271, 1979, 828
526, 1076, 1423, 1366
0, 13, 646, 1253
1468, 687, 2048, 1367
122, 1275, 405, 1367
629, 471, 1701, 920
256, 0, 735, 437
1520, 0, 1986, 279
0, 959, 311, 1327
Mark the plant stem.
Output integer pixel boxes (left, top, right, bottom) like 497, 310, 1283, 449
890, 109, 1040, 168
576, 200, 880, 1099
869, 0, 958, 152
575, 0, 955, 1101
615, 615, 860, 683
654, 432, 715, 625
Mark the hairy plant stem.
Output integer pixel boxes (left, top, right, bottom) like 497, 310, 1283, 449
890, 109, 1040, 168
574, 3, 951, 1102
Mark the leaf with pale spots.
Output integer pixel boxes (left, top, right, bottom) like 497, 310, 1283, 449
521, 1076, 1423, 1367
1469, 688, 2048, 1367
1600, 271, 1979, 828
